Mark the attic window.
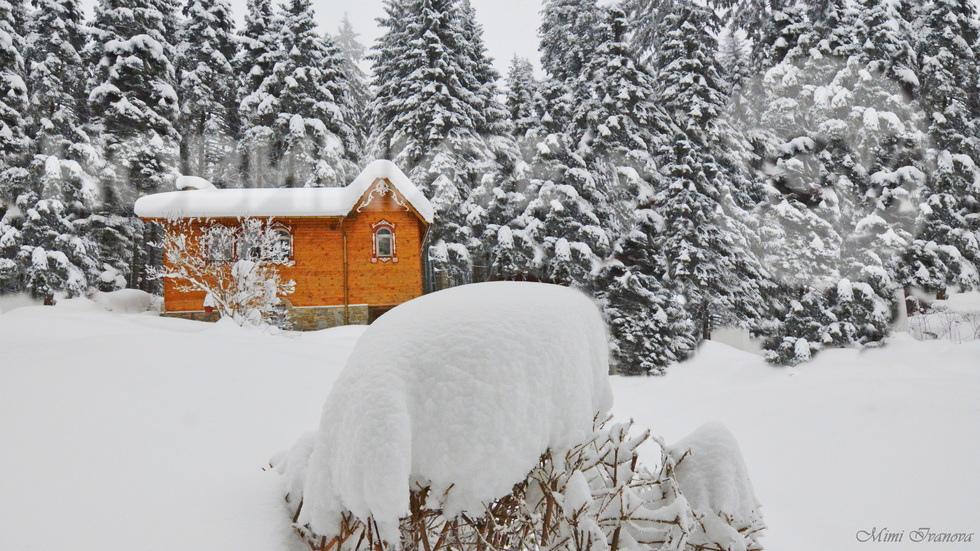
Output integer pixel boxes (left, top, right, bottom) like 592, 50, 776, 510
372, 220, 397, 263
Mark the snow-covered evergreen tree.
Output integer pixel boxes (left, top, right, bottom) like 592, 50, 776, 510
650, 1, 768, 339
84, 0, 181, 289
266, 0, 358, 187
0, 0, 30, 212
235, 0, 281, 188
4, 0, 103, 297
334, 13, 370, 142
752, 0, 936, 362
598, 201, 695, 375
86, 0, 181, 206
539, 0, 609, 82
901, 0, 980, 292
370, 0, 511, 284
517, 138, 610, 286
505, 56, 537, 140
571, 7, 672, 233
176, 0, 239, 187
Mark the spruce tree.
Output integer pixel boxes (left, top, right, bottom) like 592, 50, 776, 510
236, 0, 281, 188
505, 56, 537, 139
176, 0, 239, 186
0, 0, 30, 209
242, 0, 359, 188
598, 207, 695, 375
85, 0, 181, 288
651, 1, 768, 340
9, 0, 103, 297
902, 0, 980, 292
335, 13, 370, 142
539, 0, 609, 81
370, 0, 509, 284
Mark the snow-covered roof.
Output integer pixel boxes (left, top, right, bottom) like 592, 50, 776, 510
134, 160, 433, 223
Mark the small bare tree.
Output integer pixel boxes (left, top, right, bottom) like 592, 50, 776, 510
153, 217, 296, 327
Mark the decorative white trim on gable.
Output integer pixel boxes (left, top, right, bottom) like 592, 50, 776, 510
357, 179, 412, 215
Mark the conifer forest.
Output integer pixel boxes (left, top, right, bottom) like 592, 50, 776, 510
1, 0, 978, 371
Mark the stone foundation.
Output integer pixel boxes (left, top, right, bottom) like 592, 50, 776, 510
161, 304, 370, 331
161, 310, 221, 323
289, 304, 369, 331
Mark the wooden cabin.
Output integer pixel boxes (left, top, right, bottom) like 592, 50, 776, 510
134, 160, 433, 329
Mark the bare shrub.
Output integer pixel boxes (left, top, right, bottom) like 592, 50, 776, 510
285, 416, 764, 551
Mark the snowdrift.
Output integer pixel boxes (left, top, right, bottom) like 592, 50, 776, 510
292, 282, 614, 541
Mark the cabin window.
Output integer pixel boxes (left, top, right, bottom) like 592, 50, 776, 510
271, 225, 292, 263
236, 233, 261, 261
207, 238, 234, 263
204, 225, 236, 263
377, 228, 393, 257
372, 221, 397, 263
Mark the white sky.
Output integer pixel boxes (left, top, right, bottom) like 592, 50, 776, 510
78, 0, 545, 78
303, 0, 544, 77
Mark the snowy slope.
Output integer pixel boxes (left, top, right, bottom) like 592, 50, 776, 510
1, 302, 977, 551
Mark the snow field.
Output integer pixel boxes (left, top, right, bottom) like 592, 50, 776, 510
0, 299, 977, 551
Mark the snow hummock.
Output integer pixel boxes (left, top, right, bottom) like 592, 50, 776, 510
295, 282, 613, 542
92, 289, 159, 313
135, 160, 434, 223
669, 422, 762, 522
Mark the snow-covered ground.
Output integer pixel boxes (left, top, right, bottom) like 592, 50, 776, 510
1, 300, 977, 551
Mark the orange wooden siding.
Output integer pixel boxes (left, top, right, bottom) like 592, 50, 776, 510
157, 179, 428, 314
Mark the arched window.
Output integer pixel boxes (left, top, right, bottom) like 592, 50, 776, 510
271, 224, 292, 263
372, 221, 397, 263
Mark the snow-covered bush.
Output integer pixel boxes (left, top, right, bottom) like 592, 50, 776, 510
152, 217, 295, 327
276, 282, 765, 550
908, 292, 980, 343
668, 423, 765, 551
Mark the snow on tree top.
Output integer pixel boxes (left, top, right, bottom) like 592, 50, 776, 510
134, 160, 434, 223
295, 282, 613, 542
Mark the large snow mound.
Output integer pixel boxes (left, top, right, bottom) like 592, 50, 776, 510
295, 282, 613, 542
135, 160, 433, 223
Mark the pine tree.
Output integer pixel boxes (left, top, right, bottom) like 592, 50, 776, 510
235, 0, 281, 188
260, 0, 358, 188
176, 0, 239, 186
650, 1, 769, 339
902, 0, 980, 292
335, 13, 370, 142
539, 0, 609, 81
505, 56, 537, 139
85, 0, 181, 289
0, 0, 30, 209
